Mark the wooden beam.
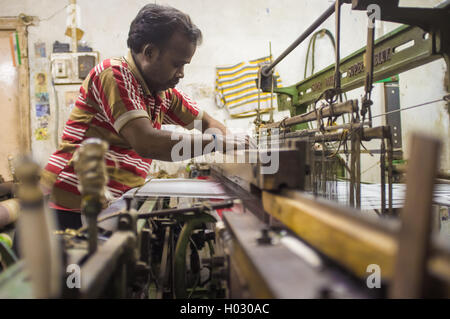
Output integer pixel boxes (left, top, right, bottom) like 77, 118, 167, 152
17, 25, 31, 153
390, 134, 441, 298
0, 17, 37, 153
262, 190, 398, 279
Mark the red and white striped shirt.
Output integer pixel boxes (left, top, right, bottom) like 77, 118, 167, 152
41, 51, 203, 210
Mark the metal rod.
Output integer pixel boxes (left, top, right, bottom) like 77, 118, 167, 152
334, 0, 342, 91
356, 129, 361, 209
277, 126, 389, 142
80, 232, 134, 298
350, 134, 356, 207
137, 201, 233, 219
380, 139, 386, 215
275, 121, 371, 137
156, 227, 170, 299
262, 1, 337, 76
387, 134, 394, 215
263, 100, 358, 129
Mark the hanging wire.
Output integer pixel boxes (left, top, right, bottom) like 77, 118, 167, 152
39, 4, 70, 22
371, 96, 448, 119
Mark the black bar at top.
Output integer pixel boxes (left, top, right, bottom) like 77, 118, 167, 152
262, 1, 339, 76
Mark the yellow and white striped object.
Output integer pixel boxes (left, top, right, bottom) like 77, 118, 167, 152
215, 56, 282, 118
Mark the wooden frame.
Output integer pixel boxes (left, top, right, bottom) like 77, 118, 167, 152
0, 16, 38, 153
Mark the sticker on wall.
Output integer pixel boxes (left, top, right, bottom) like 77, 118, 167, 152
37, 116, 50, 129
35, 72, 48, 95
36, 93, 49, 104
65, 91, 78, 111
34, 127, 49, 141
36, 104, 50, 117
34, 42, 46, 58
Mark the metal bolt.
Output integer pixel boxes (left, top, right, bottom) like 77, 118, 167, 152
257, 228, 273, 245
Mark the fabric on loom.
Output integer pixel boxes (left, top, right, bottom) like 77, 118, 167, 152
215, 56, 282, 117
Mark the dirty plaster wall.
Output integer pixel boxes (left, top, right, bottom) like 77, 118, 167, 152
0, 0, 448, 177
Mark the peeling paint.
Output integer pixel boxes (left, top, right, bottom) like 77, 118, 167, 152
183, 83, 214, 99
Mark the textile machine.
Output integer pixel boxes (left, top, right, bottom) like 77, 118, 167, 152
0, 0, 449, 299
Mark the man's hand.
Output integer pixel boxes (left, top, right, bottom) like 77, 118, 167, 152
214, 134, 257, 153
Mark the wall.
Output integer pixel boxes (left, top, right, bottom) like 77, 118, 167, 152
0, 0, 448, 178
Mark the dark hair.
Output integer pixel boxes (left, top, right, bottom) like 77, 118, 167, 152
127, 4, 202, 53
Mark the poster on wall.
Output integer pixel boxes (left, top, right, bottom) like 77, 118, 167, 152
36, 104, 50, 117
38, 116, 49, 129
65, 91, 78, 111
34, 127, 49, 141
34, 72, 50, 118
35, 115, 50, 141
34, 42, 46, 58
34, 71, 50, 141
36, 93, 49, 104
35, 72, 48, 95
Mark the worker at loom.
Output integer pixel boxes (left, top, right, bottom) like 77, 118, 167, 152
40, 4, 250, 229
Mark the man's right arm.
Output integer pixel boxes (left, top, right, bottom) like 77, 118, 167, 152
120, 117, 215, 161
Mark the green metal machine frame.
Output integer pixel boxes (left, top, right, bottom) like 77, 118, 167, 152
276, 25, 445, 116
266, 1, 449, 119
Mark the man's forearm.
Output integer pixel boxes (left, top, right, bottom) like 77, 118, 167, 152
140, 129, 215, 161
201, 112, 227, 135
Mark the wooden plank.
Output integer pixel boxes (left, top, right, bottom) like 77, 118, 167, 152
0, 17, 35, 153
390, 134, 441, 298
17, 25, 31, 152
262, 190, 398, 279
222, 211, 369, 298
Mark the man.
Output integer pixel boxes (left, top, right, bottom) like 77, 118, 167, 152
41, 4, 246, 229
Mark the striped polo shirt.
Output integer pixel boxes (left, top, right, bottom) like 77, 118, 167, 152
41, 51, 203, 210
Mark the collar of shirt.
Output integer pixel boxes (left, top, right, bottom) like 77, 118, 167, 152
123, 50, 165, 101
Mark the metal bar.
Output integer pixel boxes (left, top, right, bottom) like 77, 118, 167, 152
262, 1, 337, 76
390, 134, 441, 298
86, 213, 98, 256
0, 241, 18, 267
356, 130, 361, 209
304, 121, 369, 134
0, 261, 33, 298
263, 100, 358, 129
387, 135, 394, 215
276, 126, 389, 143
222, 210, 369, 298
380, 139, 386, 215
80, 231, 135, 298
137, 201, 233, 219
350, 132, 356, 207
156, 227, 170, 299
210, 169, 269, 223
112, 261, 127, 298
170, 226, 175, 299
274, 26, 440, 108
364, 19, 375, 97
334, 0, 342, 92
321, 136, 326, 195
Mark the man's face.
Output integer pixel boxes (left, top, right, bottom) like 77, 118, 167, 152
140, 31, 196, 92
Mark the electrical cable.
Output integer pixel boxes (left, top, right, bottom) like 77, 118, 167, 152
39, 4, 70, 22
371, 96, 447, 119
